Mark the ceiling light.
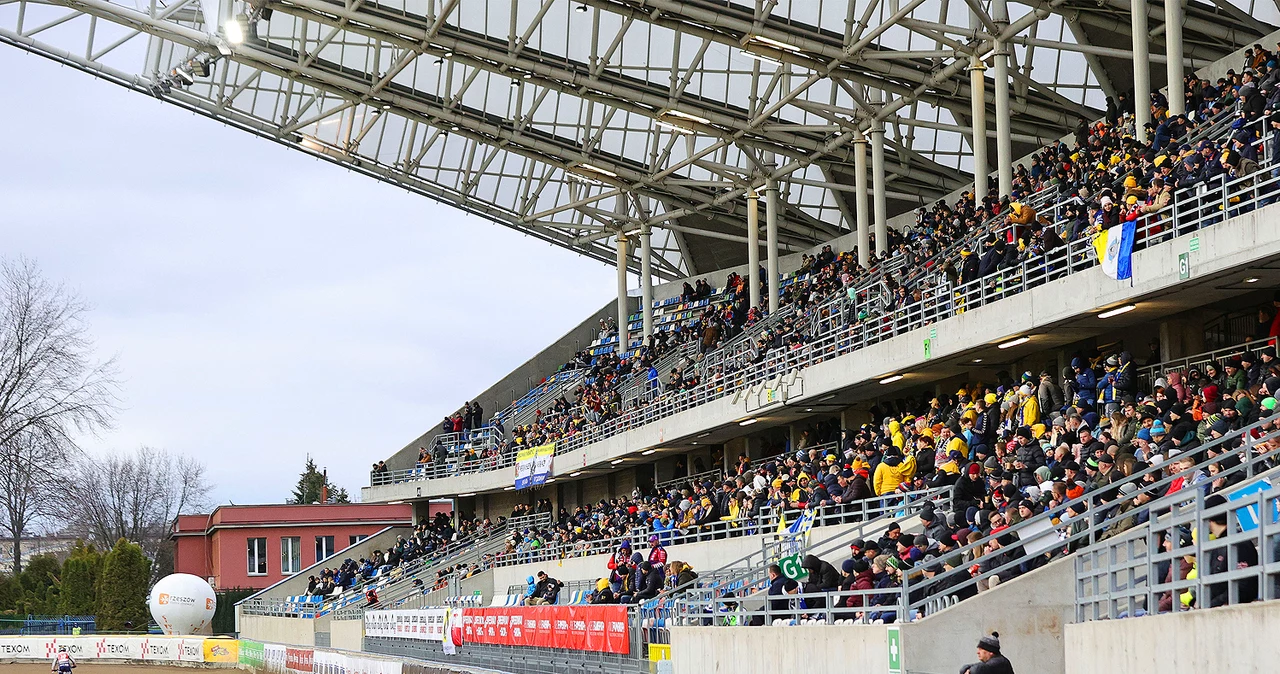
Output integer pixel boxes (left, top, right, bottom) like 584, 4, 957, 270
972, 358, 983, 363
523, 73, 533, 79
663, 109, 710, 125
739, 49, 782, 66
997, 336, 1030, 349
805, 408, 813, 412
748, 35, 802, 53
691, 441, 698, 445
610, 459, 624, 465
642, 449, 656, 456
503, 486, 515, 491
224, 14, 247, 45
738, 418, 759, 426
1097, 304, 1137, 319
820, 394, 837, 402
450, 125, 460, 131
570, 471, 582, 477
443, 51, 454, 58
1245, 276, 1261, 283
458, 492, 475, 497
697, 433, 712, 438
545, 478, 556, 483
655, 120, 693, 134
577, 163, 619, 178
879, 374, 904, 385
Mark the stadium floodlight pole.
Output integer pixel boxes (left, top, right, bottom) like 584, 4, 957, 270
1132, 0, 1152, 141
854, 131, 870, 268
747, 190, 762, 311
991, 0, 1014, 199
1165, 0, 1186, 116
615, 229, 630, 356
764, 173, 780, 314
969, 52, 988, 209
639, 225, 653, 339
870, 122, 888, 257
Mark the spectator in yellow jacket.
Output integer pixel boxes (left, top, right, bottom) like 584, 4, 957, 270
1017, 384, 1040, 426
873, 449, 916, 495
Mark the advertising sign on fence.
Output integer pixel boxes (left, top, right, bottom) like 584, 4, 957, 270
0, 636, 207, 663
285, 646, 314, 673
364, 609, 448, 642
455, 606, 629, 655
239, 639, 265, 668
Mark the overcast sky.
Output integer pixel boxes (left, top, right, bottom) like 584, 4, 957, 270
0, 50, 618, 507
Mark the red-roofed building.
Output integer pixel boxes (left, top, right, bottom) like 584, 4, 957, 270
170, 502, 415, 590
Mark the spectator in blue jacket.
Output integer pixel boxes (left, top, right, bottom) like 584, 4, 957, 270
1071, 357, 1097, 410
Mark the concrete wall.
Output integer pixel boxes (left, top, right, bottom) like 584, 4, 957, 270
330, 617, 365, 652
670, 624, 891, 674
1066, 600, 1280, 674
899, 557, 1075, 674
366, 202, 1280, 503
238, 612, 316, 646
667, 555, 1075, 674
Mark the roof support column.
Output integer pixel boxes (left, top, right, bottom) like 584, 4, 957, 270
765, 178, 781, 314
616, 232, 630, 357
969, 54, 989, 209
992, 0, 1014, 198
1132, 0, 1152, 141
639, 226, 653, 340
854, 133, 870, 268
747, 191, 762, 311
1165, 0, 1186, 116
870, 124, 888, 257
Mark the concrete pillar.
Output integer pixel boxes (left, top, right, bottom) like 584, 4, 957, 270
870, 125, 888, 257
747, 191, 762, 310
992, 0, 1013, 197
854, 134, 870, 268
639, 227, 653, 339
1132, 0, 1151, 141
765, 179, 780, 313
616, 232, 630, 355
1165, 0, 1185, 116
969, 55, 988, 208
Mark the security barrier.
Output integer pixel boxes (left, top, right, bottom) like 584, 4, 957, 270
0, 635, 210, 662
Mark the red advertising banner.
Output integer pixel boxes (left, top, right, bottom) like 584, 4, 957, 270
285, 648, 314, 672
456, 606, 628, 655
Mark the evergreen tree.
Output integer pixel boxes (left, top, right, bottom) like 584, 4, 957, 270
59, 542, 102, 616
287, 457, 350, 504
96, 538, 150, 631
17, 555, 61, 612
0, 575, 21, 611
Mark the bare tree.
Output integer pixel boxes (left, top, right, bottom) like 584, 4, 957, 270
74, 446, 213, 574
0, 257, 117, 572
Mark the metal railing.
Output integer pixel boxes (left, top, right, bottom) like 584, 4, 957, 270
1075, 477, 1280, 621
664, 415, 1280, 631
370, 113, 1276, 491
1136, 336, 1278, 390
364, 607, 648, 674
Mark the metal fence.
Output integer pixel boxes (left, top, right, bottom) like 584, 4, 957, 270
1075, 480, 1280, 621
364, 609, 648, 674
0, 615, 95, 635
661, 415, 1280, 633
369, 136, 1280, 492
1136, 336, 1278, 390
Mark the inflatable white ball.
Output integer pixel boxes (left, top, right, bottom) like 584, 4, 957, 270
149, 573, 216, 635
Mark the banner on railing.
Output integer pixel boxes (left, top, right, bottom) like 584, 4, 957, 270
264, 643, 288, 672
458, 605, 629, 654
364, 608, 449, 642
0, 636, 206, 662
312, 649, 402, 674
513, 443, 554, 489
285, 646, 314, 672
239, 639, 265, 668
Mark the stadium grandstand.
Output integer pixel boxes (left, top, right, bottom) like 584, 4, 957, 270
8, 0, 1280, 672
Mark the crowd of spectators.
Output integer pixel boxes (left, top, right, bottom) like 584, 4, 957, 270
303, 511, 500, 599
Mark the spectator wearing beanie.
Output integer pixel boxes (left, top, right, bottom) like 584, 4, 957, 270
963, 632, 1015, 674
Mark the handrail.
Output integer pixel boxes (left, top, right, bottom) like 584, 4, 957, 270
370, 111, 1275, 490
665, 414, 1280, 627
1136, 336, 1278, 389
